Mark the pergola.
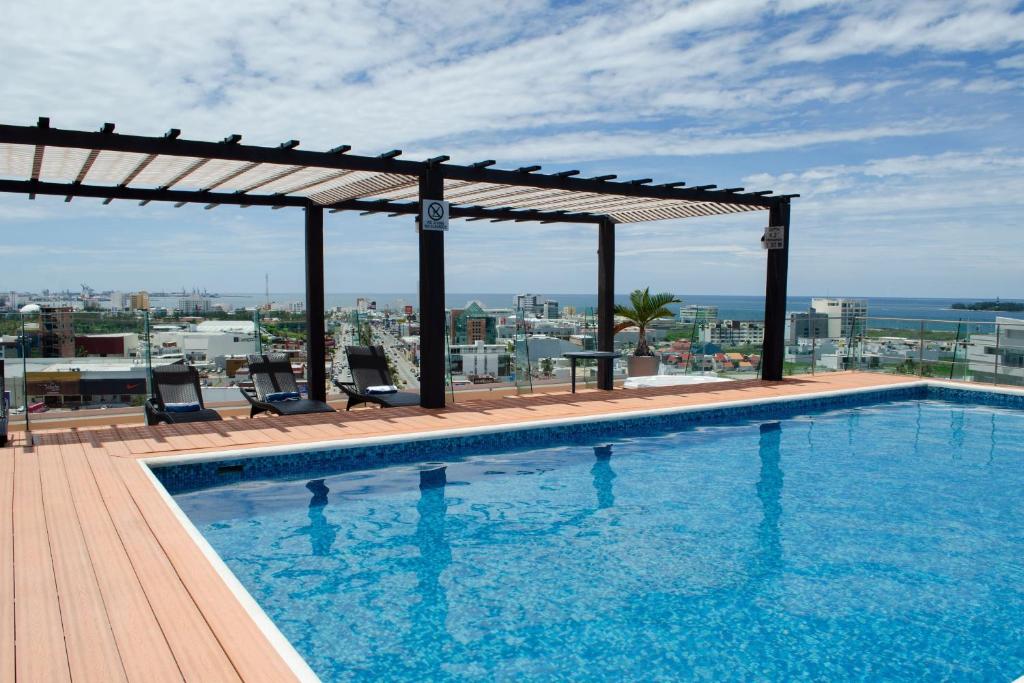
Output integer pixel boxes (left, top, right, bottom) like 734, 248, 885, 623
0, 118, 795, 408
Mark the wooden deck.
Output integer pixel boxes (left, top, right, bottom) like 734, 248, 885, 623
2, 372, 919, 681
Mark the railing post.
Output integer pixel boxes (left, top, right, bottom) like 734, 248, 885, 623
918, 320, 925, 377
992, 322, 1000, 385
859, 316, 865, 370
810, 309, 816, 375
20, 310, 31, 442
254, 308, 263, 355
144, 310, 153, 398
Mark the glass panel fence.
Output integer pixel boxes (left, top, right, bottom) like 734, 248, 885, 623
847, 316, 1024, 387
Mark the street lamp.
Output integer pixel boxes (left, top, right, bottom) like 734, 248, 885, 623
19, 303, 40, 444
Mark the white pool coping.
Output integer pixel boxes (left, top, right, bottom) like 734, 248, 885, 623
137, 378, 1024, 682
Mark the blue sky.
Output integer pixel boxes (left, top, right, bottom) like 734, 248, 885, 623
1, 0, 1022, 298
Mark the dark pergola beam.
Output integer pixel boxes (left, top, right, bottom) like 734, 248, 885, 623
304, 206, 327, 402
0, 179, 307, 208
760, 199, 791, 381
418, 164, 446, 409
118, 153, 158, 187
597, 217, 615, 390
161, 157, 211, 190
0, 178, 607, 226
330, 198, 600, 224
72, 149, 100, 184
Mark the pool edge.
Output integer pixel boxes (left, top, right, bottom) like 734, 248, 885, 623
136, 460, 322, 683
137, 377, 1024, 682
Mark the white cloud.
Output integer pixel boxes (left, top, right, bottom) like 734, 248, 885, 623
996, 53, 1024, 69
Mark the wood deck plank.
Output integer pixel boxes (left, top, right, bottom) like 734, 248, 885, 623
0, 449, 14, 683
13, 446, 72, 683
58, 437, 184, 683
80, 441, 243, 682
115, 458, 299, 683
37, 442, 129, 682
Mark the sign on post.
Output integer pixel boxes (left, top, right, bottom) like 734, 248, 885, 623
761, 224, 785, 250
421, 199, 449, 231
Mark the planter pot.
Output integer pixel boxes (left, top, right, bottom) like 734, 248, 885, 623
627, 355, 659, 377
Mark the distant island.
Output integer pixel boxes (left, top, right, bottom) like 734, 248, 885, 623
951, 300, 1024, 312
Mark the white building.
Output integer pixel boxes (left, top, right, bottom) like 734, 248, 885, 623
811, 298, 868, 339
151, 330, 257, 362
679, 305, 718, 324
108, 291, 129, 311
965, 316, 1024, 384
542, 300, 560, 319
178, 292, 213, 314
514, 293, 541, 316
449, 341, 510, 380
526, 335, 577, 360
699, 320, 765, 346
195, 320, 257, 335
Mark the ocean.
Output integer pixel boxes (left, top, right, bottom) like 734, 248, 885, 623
151, 293, 1024, 331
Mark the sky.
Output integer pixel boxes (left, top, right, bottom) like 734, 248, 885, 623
1, 0, 1022, 298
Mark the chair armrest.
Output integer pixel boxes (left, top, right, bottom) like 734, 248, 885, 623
144, 398, 164, 426
239, 386, 262, 406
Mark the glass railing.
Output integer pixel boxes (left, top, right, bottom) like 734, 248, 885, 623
846, 316, 1024, 387
0, 307, 314, 426
5, 305, 1017, 435
655, 319, 765, 380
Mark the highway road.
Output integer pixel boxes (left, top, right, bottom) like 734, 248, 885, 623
333, 320, 420, 390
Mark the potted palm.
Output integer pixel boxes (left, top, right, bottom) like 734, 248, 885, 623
614, 288, 681, 377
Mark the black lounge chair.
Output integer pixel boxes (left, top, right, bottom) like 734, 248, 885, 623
243, 354, 336, 418
145, 363, 223, 425
335, 345, 421, 411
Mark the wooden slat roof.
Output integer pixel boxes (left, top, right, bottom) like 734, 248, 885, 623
0, 119, 794, 223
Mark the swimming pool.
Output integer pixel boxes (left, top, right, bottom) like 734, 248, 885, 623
153, 384, 1024, 681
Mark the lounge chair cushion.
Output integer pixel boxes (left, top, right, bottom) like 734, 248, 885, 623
166, 408, 223, 423
269, 399, 337, 415
267, 391, 301, 402
165, 401, 201, 413
366, 384, 398, 394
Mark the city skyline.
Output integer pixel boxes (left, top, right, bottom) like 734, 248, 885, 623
2, 1, 1023, 297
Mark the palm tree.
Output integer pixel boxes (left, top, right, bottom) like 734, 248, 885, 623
613, 288, 681, 356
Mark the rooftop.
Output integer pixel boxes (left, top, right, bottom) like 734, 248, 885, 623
1, 373, 921, 681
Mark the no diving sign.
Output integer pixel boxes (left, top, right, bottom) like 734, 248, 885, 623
761, 224, 785, 250
421, 199, 449, 231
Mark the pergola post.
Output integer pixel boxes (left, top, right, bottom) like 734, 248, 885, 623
761, 199, 791, 381
418, 165, 446, 408
597, 217, 615, 390
304, 204, 327, 403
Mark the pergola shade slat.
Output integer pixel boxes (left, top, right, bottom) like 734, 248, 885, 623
0, 127, 788, 221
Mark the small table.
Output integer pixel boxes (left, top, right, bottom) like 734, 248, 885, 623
563, 351, 622, 393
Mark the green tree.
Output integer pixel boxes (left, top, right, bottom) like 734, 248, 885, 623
540, 357, 554, 376
613, 288, 681, 357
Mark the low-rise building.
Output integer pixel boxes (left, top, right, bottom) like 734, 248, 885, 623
811, 297, 868, 339
448, 341, 511, 381
965, 316, 1024, 384
699, 320, 765, 346
74, 333, 140, 358
786, 311, 830, 343
679, 305, 718, 325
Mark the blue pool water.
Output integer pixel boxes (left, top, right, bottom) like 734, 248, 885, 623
169, 397, 1024, 681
